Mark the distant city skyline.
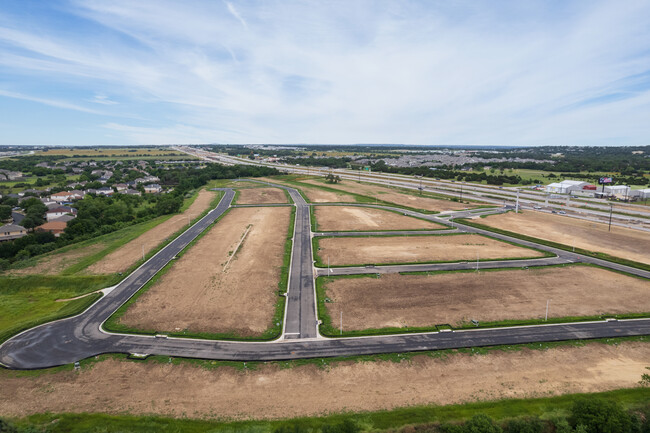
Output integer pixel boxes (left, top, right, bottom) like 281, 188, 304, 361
1, 1, 649, 146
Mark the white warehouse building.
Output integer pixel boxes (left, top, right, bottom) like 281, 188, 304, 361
545, 180, 589, 194
631, 188, 650, 199
604, 185, 631, 197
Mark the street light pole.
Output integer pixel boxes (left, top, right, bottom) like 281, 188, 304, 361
608, 204, 613, 232
142, 244, 145, 262
545, 299, 551, 321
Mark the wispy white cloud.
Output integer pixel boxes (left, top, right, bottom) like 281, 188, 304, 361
89, 93, 118, 105
0, 88, 105, 114
0, 0, 649, 145
225, 1, 247, 30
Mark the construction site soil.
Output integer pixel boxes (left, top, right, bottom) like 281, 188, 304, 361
314, 206, 444, 231
236, 187, 288, 204
319, 234, 545, 266
478, 211, 650, 265
0, 342, 647, 420
323, 267, 650, 330
119, 206, 290, 336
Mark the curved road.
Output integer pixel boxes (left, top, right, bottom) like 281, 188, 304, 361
1, 182, 649, 370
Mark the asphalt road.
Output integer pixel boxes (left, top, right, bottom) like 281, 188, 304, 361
1, 183, 649, 370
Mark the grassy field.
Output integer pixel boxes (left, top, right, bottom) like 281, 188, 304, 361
6, 387, 650, 433
0, 275, 111, 343
36, 147, 189, 158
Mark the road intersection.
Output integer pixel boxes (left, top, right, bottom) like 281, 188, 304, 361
0, 181, 648, 370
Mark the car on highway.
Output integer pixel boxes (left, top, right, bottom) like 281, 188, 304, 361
534, 206, 542, 210
558, 210, 567, 215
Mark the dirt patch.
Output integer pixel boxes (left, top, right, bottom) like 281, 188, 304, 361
479, 211, 650, 265
0, 342, 648, 420
86, 189, 217, 274
119, 207, 290, 336
315, 206, 444, 231
303, 179, 485, 211
237, 187, 288, 204
324, 266, 650, 330
258, 177, 357, 203
319, 234, 544, 266
6, 243, 106, 276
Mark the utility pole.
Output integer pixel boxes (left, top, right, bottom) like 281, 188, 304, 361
340, 310, 343, 335
608, 204, 613, 232
328, 256, 330, 275
515, 189, 520, 213
142, 244, 145, 262
545, 299, 551, 321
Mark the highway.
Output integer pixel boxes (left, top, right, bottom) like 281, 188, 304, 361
179, 147, 650, 231
1, 181, 649, 370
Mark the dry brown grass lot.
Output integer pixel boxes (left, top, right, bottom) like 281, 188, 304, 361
0, 342, 648, 420
303, 179, 485, 211
236, 187, 288, 204
6, 243, 106, 276
86, 189, 217, 274
323, 266, 650, 330
479, 211, 650, 265
314, 206, 444, 231
319, 234, 545, 266
119, 206, 290, 336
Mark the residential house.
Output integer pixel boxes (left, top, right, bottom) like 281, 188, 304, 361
36, 221, 67, 237
52, 214, 75, 223
97, 186, 114, 196
0, 224, 27, 241
0, 169, 23, 180
46, 206, 77, 222
114, 183, 128, 192
124, 189, 141, 196
144, 184, 162, 194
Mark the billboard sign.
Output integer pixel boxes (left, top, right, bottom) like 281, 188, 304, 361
599, 177, 613, 184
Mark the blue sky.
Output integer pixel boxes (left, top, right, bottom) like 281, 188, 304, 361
1, 0, 650, 146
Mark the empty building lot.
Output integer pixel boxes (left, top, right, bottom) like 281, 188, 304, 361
118, 206, 291, 337
317, 234, 545, 266
1, 341, 648, 420
322, 266, 650, 331
478, 211, 650, 265
236, 187, 288, 204
303, 179, 485, 211
314, 206, 445, 231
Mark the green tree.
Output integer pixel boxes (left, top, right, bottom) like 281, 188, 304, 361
325, 173, 341, 184
570, 398, 637, 433
0, 205, 11, 221
640, 367, 650, 386
463, 414, 503, 433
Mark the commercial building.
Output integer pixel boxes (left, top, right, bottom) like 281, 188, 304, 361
545, 180, 590, 194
